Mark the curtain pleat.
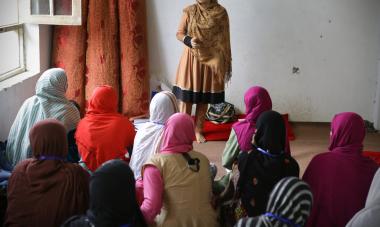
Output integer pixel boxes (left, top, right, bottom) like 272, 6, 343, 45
52, 0, 149, 117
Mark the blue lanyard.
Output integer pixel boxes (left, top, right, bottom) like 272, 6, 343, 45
38, 155, 65, 161
256, 147, 283, 158
120, 224, 131, 227
150, 120, 165, 126
264, 212, 300, 227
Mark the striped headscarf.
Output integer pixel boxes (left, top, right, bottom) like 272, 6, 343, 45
5, 68, 80, 169
235, 177, 313, 227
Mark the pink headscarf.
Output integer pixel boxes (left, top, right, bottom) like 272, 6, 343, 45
160, 113, 195, 154
232, 86, 272, 152
329, 112, 365, 154
303, 112, 378, 227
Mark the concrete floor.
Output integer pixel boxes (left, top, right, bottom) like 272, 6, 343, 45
194, 123, 380, 179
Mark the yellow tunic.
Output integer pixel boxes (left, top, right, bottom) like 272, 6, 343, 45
146, 150, 218, 227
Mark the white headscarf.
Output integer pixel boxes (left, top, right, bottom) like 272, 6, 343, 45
5, 68, 80, 168
346, 168, 380, 227
130, 91, 179, 179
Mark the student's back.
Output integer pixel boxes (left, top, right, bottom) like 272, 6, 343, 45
75, 86, 135, 172
303, 112, 378, 227
5, 119, 89, 227
5, 68, 80, 169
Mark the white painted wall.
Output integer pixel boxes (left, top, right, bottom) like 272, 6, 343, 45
374, 62, 380, 130
0, 25, 52, 141
147, 0, 380, 122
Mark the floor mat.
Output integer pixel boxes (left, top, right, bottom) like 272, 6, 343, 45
202, 114, 295, 141
363, 151, 380, 165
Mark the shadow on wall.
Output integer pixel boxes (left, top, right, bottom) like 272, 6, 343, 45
147, 0, 170, 89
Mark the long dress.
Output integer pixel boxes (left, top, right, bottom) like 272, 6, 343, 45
172, 6, 228, 104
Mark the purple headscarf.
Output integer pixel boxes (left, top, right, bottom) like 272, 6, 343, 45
232, 86, 272, 152
329, 112, 365, 154
303, 112, 378, 227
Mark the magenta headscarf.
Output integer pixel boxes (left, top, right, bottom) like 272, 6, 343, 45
328, 112, 365, 154
303, 112, 378, 227
232, 86, 272, 152
160, 113, 195, 154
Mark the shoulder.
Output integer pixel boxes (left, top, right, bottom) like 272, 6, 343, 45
183, 4, 197, 14
309, 152, 331, 164
118, 116, 134, 129
12, 159, 33, 174
17, 96, 37, 113
145, 153, 165, 166
216, 4, 227, 13
302, 152, 330, 180
64, 163, 91, 180
190, 150, 209, 161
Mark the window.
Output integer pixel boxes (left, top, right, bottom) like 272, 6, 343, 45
20, 0, 81, 25
0, 0, 25, 82
0, 0, 81, 83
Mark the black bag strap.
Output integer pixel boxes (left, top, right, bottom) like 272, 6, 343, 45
182, 152, 200, 172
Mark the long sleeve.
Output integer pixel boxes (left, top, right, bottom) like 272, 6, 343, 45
176, 11, 189, 42
222, 130, 240, 170
140, 165, 164, 224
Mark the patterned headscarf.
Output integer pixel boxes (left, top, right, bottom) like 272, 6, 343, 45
185, 0, 232, 82
6, 68, 80, 168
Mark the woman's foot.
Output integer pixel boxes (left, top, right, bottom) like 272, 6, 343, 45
195, 131, 206, 143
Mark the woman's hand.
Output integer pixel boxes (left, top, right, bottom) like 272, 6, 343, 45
191, 37, 201, 49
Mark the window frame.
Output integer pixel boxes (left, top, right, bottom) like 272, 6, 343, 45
0, 24, 26, 82
20, 0, 82, 26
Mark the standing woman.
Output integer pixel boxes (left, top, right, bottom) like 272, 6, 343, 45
173, 0, 232, 143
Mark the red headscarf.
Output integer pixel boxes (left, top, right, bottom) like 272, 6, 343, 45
160, 113, 195, 154
303, 112, 378, 227
6, 119, 89, 227
232, 86, 272, 152
75, 86, 135, 172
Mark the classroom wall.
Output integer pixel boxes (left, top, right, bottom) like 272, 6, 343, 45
147, 0, 380, 123
374, 60, 380, 129
0, 25, 51, 141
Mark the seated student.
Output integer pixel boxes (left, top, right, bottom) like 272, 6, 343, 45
219, 111, 299, 226
235, 177, 313, 227
75, 85, 135, 172
302, 112, 378, 227
5, 119, 89, 227
62, 159, 147, 227
346, 168, 380, 227
222, 86, 291, 171
130, 91, 178, 180
139, 113, 218, 226
222, 86, 272, 170
214, 86, 273, 193
5, 68, 80, 169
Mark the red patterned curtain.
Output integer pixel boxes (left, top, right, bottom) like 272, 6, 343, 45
52, 0, 149, 117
